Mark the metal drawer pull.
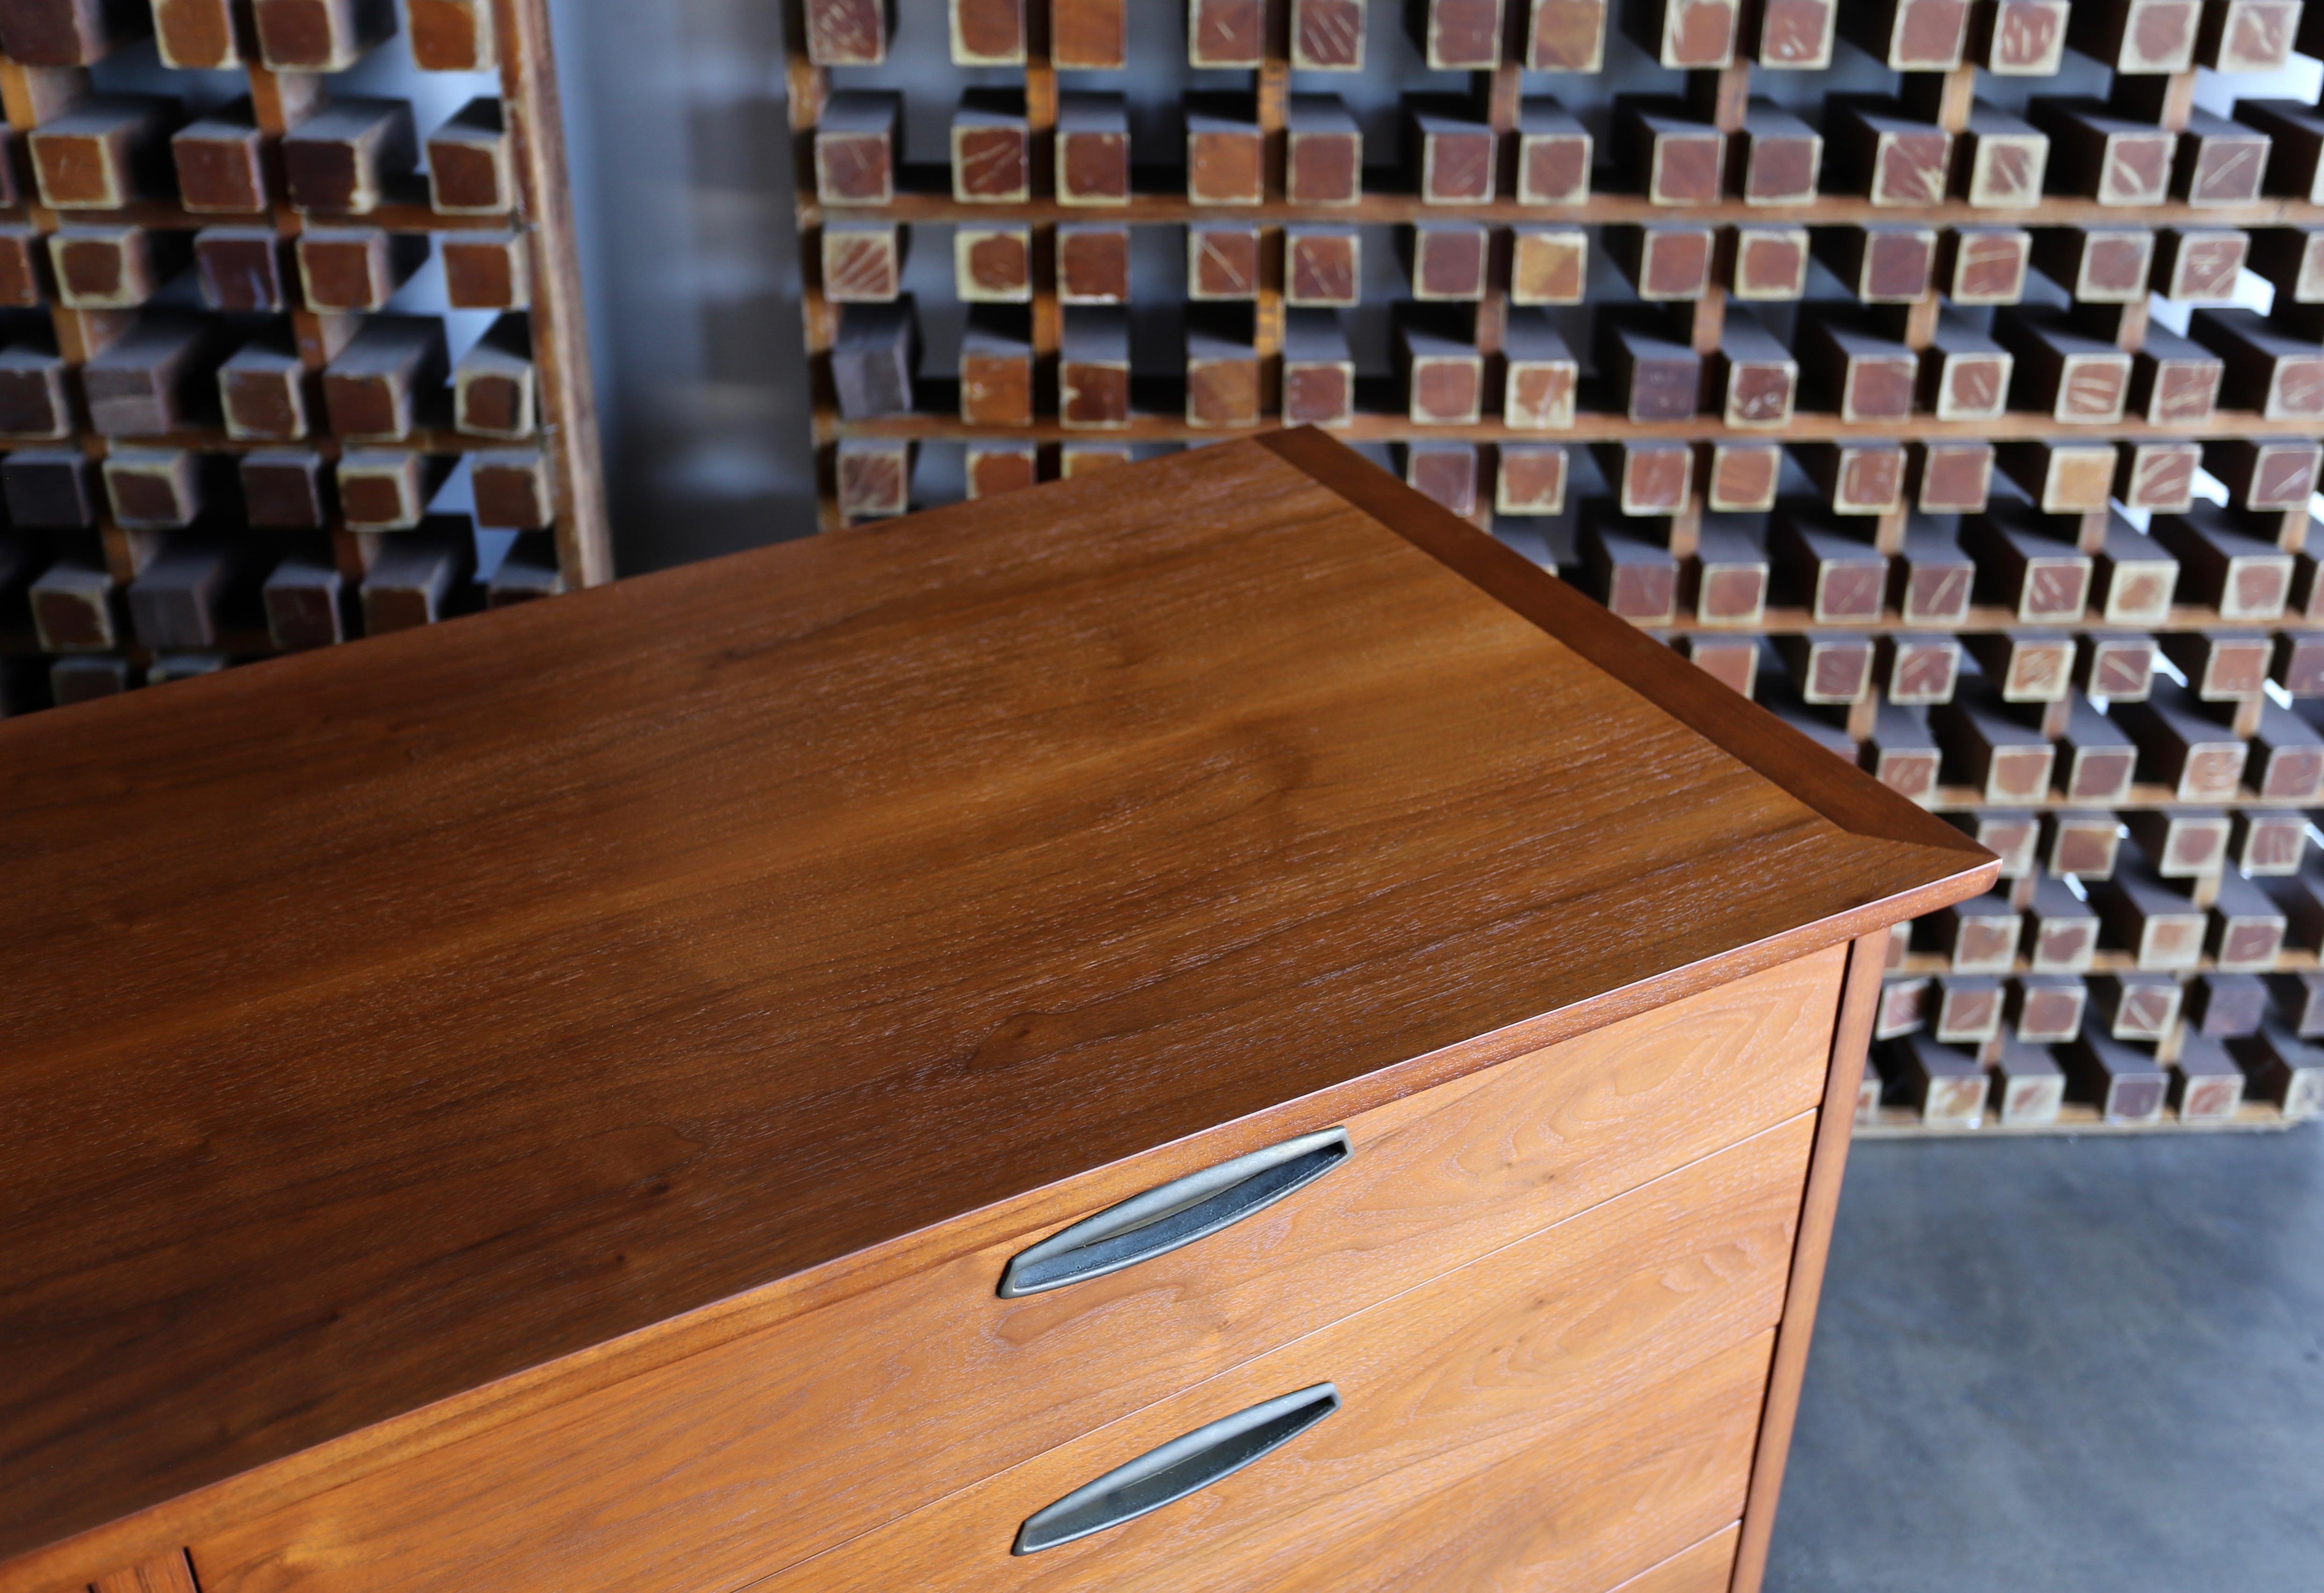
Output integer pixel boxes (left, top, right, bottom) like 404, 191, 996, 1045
996, 1128, 1351, 1298
1012, 1383, 1342, 1555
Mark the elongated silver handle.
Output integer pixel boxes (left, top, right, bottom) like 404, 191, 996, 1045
996, 1128, 1351, 1298
1012, 1383, 1342, 1555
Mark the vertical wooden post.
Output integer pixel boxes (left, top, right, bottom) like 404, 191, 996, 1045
238, 56, 372, 584
786, 1, 841, 532
1469, 57, 1523, 524
1667, 62, 1749, 564
1254, 54, 1288, 420
1874, 62, 1977, 561
2089, 63, 2190, 368
1474, 57, 1521, 371
498, 0, 613, 584
1026, 3, 1061, 458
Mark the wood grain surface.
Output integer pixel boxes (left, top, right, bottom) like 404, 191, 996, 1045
1181, 1344, 1767, 1593
1616, 1526, 1744, 1593
753, 1117, 1811, 1590
89, 1552, 198, 1593
188, 951, 1840, 1593
1286, 1365, 1756, 1593
0, 434, 1988, 1571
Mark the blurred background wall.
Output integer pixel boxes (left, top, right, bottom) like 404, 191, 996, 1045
548, 0, 819, 572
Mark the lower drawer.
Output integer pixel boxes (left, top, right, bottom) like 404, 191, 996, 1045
189, 953, 1837, 1593
1224, 1342, 1768, 1593
749, 1115, 1812, 1591
1610, 1526, 1743, 1593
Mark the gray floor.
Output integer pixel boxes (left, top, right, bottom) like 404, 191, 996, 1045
1768, 1126, 2324, 1592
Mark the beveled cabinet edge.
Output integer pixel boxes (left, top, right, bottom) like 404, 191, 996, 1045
1728, 927, 1892, 1593
7, 930, 1884, 1593
1255, 427, 1999, 871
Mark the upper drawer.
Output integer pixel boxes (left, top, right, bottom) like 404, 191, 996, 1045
745, 1115, 1812, 1591
190, 949, 1840, 1593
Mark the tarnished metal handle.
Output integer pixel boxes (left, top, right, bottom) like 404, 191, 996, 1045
996, 1128, 1351, 1298
1012, 1383, 1342, 1555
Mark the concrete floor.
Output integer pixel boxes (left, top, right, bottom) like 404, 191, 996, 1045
1767, 1126, 2324, 1592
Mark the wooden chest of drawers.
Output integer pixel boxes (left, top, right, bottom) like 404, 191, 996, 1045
0, 432, 1992, 1593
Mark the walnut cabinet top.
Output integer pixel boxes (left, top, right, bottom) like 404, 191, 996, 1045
0, 429, 1993, 1566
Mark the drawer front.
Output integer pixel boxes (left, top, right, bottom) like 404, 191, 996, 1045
1198, 1348, 1765, 1593
748, 1116, 1812, 1592
193, 954, 1838, 1593
1609, 1526, 1743, 1593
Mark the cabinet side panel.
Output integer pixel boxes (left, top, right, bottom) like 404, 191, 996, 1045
1728, 928, 1887, 1593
